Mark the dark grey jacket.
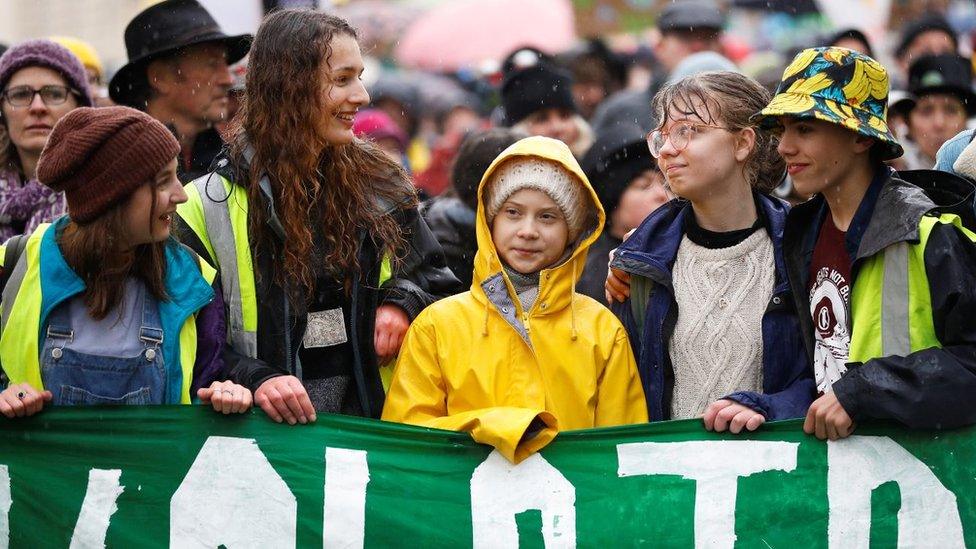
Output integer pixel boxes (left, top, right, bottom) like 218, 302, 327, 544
420, 195, 477, 289
784, 168, 976, 429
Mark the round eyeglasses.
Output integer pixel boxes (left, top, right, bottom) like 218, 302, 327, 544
646, 122, 733, 158
1, 85, 78, 107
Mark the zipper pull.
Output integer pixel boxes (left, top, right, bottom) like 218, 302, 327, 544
522, 312, 530, 332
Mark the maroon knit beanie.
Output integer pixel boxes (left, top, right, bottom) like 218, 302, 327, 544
36, 106, 180, 223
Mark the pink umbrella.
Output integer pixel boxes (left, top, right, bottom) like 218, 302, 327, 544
395, 0, 576, 72
334, 0, 426, 58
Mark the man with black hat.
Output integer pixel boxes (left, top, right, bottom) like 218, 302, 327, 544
894, 14, 959, 86
590, 0, 725, 134
109, 0, 251, 181
892, 54, 976, 170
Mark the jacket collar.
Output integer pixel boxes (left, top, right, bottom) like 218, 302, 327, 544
855, 170, 935, 260
224, 141, 406, 242
834, 164, 887, 262
38, 217, 213, 322
615, 192, 792, 290
615, 199, 687, 282
785, 166, 935, 264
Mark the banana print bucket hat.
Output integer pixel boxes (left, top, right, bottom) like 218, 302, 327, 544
752, 46, 903, 160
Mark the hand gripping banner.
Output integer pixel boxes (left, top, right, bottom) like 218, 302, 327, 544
0, 407, 973, 547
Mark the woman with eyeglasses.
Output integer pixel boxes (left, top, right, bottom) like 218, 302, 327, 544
605, 71, 814, 432
0, 40, 92, 241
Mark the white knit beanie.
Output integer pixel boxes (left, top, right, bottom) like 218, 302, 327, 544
485, 158, 588, 242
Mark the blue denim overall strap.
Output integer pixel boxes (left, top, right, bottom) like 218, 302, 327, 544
40, 289, 167, 406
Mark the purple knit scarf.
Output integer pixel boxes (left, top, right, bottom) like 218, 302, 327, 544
0, 168, 66, 241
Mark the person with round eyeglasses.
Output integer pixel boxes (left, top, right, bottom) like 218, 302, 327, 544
646, 121, 734, 158
605, 71, 814, 433
0, 39, 92, 242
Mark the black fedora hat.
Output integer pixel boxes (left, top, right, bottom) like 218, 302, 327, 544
891, 54, 976, 117
109, 0, 252, 108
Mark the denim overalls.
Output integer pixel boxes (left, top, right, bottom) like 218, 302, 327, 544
40, 289, 166, 406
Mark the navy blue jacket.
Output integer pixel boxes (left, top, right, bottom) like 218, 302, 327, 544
609, 193, 815, 422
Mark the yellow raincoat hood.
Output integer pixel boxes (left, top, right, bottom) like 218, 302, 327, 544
382, 136, 646, 463
471, 135, 605, 324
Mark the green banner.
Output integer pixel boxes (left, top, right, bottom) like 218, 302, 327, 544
0, 407, 973, 547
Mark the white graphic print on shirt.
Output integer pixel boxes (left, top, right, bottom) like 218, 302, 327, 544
810, 266, 851, 393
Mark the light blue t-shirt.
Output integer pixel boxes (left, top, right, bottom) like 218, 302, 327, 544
66, 278, 148, 358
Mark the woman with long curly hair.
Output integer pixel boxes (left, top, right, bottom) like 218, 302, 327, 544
176, 9, 460, 424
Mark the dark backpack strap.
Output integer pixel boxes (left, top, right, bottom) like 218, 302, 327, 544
1, 234, 27, 291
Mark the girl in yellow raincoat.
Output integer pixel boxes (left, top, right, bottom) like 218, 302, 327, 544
382, 136, 647, 463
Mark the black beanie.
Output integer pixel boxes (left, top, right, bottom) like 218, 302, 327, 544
895, 14, 957, 60
581, 124, 656, 221
501, 63, 577, 126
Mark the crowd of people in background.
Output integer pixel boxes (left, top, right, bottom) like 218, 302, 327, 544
0, 0, 974, 465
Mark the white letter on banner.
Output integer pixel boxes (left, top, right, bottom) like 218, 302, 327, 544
470, 450, 576, 548
827, 436, 964, 548
323, 447, 369, 548
0, 465, 10, 549
170, 436, 296, 548
69, 469, 124, 549
617, 441, 798, 549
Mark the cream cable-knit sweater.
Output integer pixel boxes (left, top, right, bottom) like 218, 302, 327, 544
669, 229, 775, 419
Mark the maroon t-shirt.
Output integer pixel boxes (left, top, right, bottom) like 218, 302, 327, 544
808, 216, 853, 394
